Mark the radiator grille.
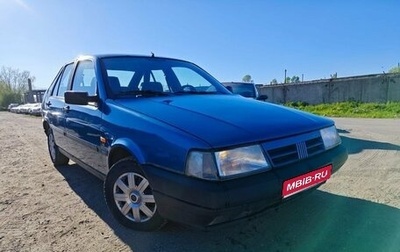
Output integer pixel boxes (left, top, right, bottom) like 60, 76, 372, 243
266, 135, 325, 167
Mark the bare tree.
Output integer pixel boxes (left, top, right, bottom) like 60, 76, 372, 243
0, 66, 35, 93
0, 66, 35, 108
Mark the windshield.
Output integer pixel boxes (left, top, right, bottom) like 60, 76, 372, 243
101, 56, 229, 97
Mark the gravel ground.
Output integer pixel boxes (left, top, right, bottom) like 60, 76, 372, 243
0, 112, 399, 252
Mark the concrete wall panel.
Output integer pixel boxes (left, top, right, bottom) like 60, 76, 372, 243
258, 73, 400, 104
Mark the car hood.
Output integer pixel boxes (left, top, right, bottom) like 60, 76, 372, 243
114, 95, 333, 148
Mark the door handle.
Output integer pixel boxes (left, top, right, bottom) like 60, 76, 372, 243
63, 105, 70, 112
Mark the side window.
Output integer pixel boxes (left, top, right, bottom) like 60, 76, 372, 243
46, 65, 66, 97
56, 63, 73, 97
48, 70, 62, 97
72, 61, 96, 96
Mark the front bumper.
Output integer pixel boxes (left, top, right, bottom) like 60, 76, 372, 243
144, 144, 347, 229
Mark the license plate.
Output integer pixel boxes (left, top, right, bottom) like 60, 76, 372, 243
282, 164, 332, 198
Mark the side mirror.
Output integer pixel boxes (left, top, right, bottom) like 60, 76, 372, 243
257, 95, 268, 101
65, 91, 97, 105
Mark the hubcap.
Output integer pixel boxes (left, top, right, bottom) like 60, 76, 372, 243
113, 172, 156, 222
130, 192, 140, 203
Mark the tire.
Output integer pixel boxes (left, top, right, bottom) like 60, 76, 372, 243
47, 129, 69, 166
104, 158, 166, 231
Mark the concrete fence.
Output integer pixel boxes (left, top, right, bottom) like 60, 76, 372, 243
257, 73, 400, 104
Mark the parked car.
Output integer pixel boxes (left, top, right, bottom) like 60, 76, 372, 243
222, 82, 268, 100
10, 105, 20, 113
17, 103, 35, 114
42, 54, 347, 231
11, 104, 28, 114
7, 103, 19, 111
28, 103, 42, 116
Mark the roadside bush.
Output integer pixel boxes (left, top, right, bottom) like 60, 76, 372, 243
0, 82, 22, 109
286, 101, 309, 108
285, 101, 400, 118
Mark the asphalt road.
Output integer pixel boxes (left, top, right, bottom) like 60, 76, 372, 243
0, 113, 399, 252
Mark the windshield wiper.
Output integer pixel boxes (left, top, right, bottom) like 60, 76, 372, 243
174, 91, 218, 95
118, 90, 171, 97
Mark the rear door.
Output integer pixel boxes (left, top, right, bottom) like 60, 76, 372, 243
43, 63, 74, 151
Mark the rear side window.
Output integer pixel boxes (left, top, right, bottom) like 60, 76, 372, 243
71, 61, 96, 96
47, 68, 62, 97
56, 64, 73, 97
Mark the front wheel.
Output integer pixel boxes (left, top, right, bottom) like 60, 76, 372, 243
104, 158, 166, 231
47, 129, 69, 166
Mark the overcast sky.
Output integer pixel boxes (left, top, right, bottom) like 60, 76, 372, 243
1, 0, 399, 89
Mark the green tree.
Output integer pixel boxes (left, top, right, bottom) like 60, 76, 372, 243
270, 78, 278, 84
242, 74, 253, 83
0, 81, 22, 109
389, 66, 400, 73
291, 76, 300, 83
285, 77, 291, 83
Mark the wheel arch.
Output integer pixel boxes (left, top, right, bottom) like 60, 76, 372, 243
43, 119, 50, 136
108, 138, 145, 169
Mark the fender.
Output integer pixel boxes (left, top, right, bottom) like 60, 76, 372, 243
109, 137, 145, 165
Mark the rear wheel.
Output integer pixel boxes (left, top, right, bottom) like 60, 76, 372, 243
47, 129, 69, 166
104, 158, 166, 231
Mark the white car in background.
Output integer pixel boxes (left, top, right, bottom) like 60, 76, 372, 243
28, 103, 42, 116
10, 103, 41, 115
7, 103, 19, 111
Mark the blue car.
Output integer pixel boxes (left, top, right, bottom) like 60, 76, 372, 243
42, 54, 347, 231
222, 81, 268, 100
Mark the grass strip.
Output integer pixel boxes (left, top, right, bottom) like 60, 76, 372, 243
285, 101, 400, 118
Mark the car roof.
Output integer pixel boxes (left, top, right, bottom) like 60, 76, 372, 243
221, 82, 255, 85
75, 54, 189, 63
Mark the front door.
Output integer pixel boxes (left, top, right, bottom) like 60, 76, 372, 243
64, 60, 107, 174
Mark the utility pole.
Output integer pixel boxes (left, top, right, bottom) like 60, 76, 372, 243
284, 69, 287, 84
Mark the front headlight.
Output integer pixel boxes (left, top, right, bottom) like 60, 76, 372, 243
320, 125, 341, 150
186, 145, 270, 180
215, 145, 270, 177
